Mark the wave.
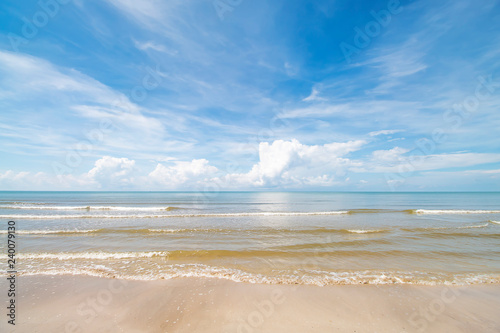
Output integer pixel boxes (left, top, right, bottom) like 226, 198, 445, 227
0, 228, 212, 235
489, 220, 500, 225
17, 249, 488, 261
17, 251, 170, 260
2, 205, 499, 216
346, 229, 387, 234
410, 209, 500, 215
12, 265, 500, 286
2, 223, 494, 237
0, 229, 100, 235
411, 231, 500, 239
347, 209, 396, 214
401, 223, 490, 232
0, 205, 181, 211
273, 238, 391, 251
0, 227, 389, 236
0, 228, 200, 235
0, 211, 349, 219
458, 223, 490, 229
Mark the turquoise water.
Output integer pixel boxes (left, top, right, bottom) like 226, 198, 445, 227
1, 191, 499, 285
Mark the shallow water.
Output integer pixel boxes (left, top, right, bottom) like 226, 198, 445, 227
1, 191, 500, 285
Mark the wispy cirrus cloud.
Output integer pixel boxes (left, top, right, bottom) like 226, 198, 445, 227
0, 50, 193, 165
369, 130, 405, 137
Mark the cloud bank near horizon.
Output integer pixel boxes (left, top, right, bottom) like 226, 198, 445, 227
2, 138, 500, 191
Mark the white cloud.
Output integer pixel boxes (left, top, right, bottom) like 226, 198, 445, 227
362, 36, 429, 79
148, 159, 218, 188
369, 129, 404, 137
0, 171, 33, 189
0, 157, 138, 190
371, 147, 410, 163
87, 156, 136, 188
106, 0, 169, 25
354, 151, 500, 173
133, 40, 178, 56
279, 104, 347, 119
219, 139, 366, 187
360, 37, 429, 95
0, 51, 194, 159
284, 62, 298, 76
0, 50, 134, 109
278, 100, 420, 121
72, 105, 164, 137
302, 87, 326, 102
478, 169, 500, 174
2, 146, 500, 190
104, 0, 195, 48
0, 170, 90, 190
388, 168, 500, 191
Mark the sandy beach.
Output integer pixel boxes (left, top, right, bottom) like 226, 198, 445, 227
2, 276, 499, 333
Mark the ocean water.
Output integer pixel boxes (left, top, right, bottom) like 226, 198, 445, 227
1, 191, 500, 285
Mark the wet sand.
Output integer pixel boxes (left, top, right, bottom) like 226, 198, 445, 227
2, 276, 499, 332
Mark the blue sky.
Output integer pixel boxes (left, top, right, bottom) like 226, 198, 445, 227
0, 0, 499, 191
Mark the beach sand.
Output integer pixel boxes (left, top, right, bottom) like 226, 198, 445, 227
2, 276, 499, 333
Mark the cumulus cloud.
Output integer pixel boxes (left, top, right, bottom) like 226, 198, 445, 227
87, 156, 136, 188
148, 159, 218, 188
219, 139, 366, 187
1, 156, 138, 190
3, 140, 500, 191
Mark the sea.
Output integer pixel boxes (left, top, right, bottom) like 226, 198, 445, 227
1, 191, 499, 285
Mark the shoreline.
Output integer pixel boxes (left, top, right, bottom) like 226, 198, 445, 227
2, 276, 500, 332
6, 271, 500, 286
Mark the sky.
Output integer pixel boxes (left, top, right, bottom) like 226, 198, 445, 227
0, 0, 499, 191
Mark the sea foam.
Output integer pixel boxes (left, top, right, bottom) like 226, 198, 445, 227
0, 205, 180, 211
412, 209, 500, 215
0, 211, 349, 219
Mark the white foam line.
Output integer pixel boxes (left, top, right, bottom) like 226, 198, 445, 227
148, 229, 188, 233
9, 267, 500, 286
0, 211, 349, 219
458, 223, 490, 229
346, 229, 386, 234
413, 223, 490, 231
489, 220, 500, 225
414, 209, 500, 215
0, 205, 176, 211
17, 251, 170, 260
0, 229, 99, 235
